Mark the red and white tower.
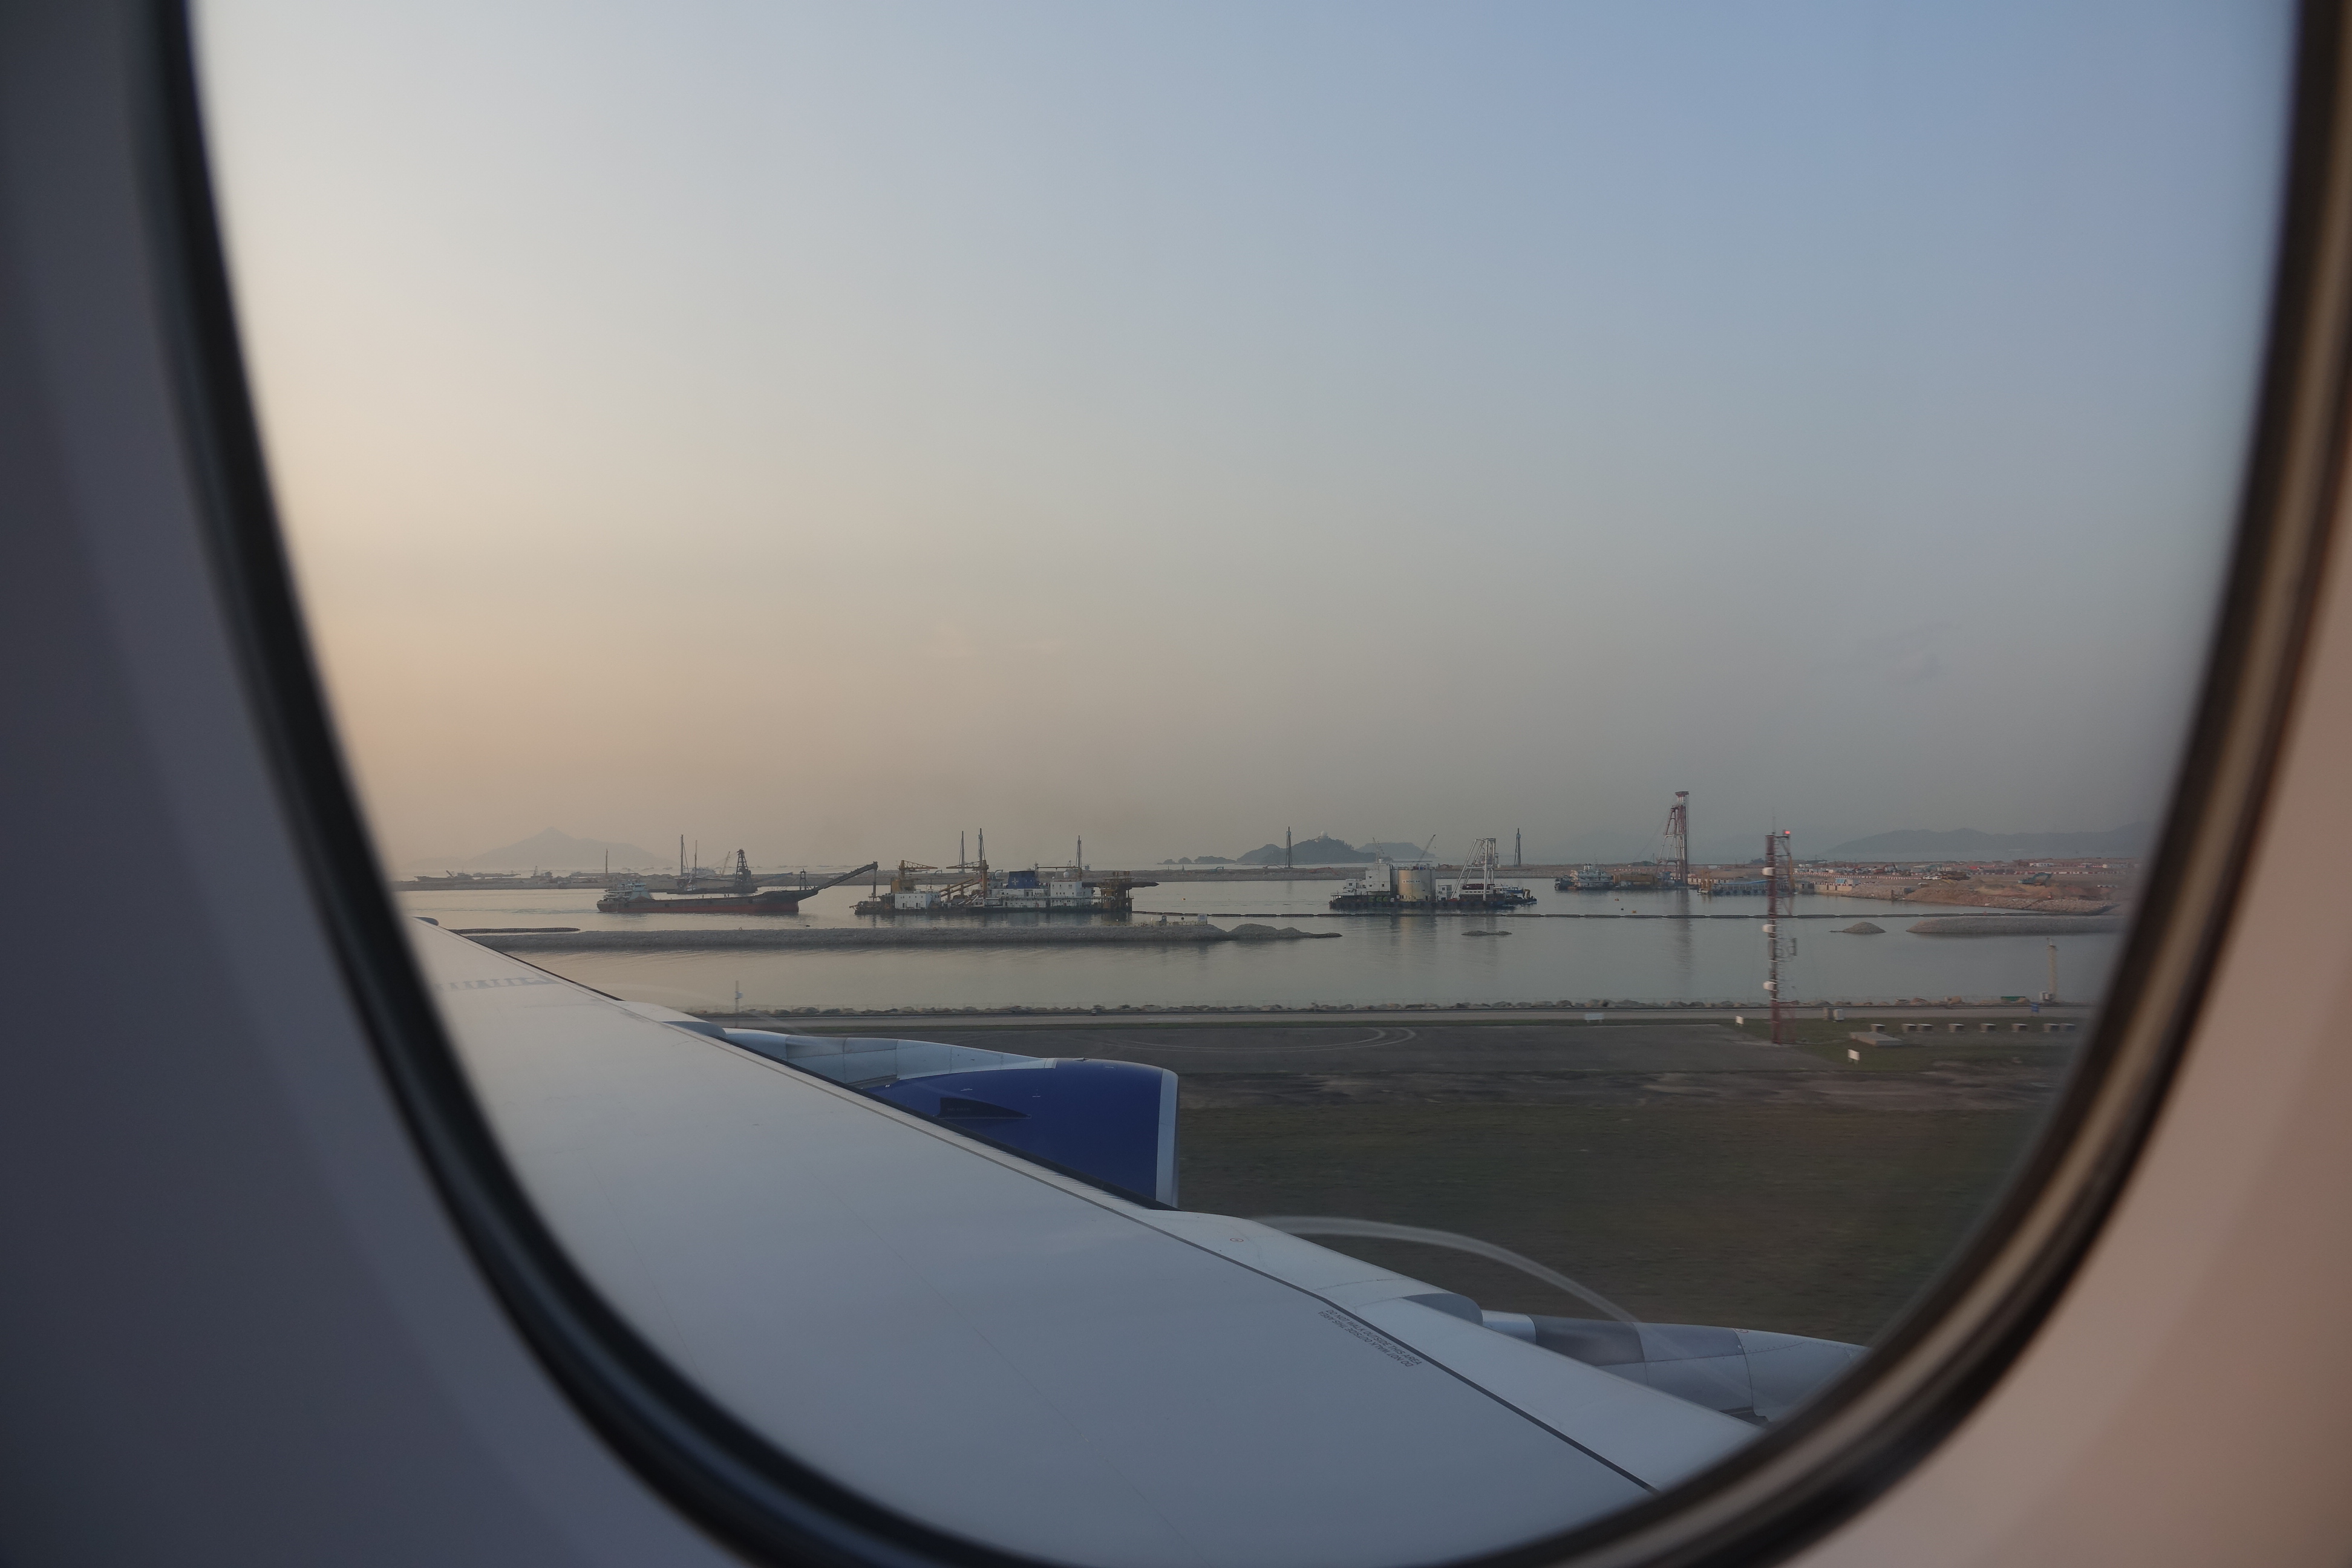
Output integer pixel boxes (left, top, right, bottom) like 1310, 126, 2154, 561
1663, 792, 1690, 886
1763, 829, 1793, 1044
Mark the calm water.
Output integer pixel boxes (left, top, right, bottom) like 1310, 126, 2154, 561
399, 881, 2122, 1015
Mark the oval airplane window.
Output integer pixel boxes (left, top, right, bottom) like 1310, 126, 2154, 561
190, 2, 2310, 1563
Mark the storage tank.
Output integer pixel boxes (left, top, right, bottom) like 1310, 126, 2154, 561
1395, 865, 1437, 904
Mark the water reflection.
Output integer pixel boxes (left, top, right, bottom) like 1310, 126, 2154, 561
401, 882, 2121, 1017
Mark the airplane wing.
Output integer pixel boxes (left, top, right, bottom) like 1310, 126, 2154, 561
414, 921, 1852, 1568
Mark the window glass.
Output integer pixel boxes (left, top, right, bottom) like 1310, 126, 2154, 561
198, 2, 2292, 1560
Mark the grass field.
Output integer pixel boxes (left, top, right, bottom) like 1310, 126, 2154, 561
822, 1015, 2073, 1347
1178, 1102, 2046, 1345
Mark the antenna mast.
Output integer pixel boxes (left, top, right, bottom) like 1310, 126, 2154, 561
1763, 829, 1791, 1044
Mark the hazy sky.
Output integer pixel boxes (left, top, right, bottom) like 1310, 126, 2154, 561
197, 0, 2293, 869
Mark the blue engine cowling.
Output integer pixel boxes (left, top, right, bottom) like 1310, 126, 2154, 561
867, 1059, 1178, 1208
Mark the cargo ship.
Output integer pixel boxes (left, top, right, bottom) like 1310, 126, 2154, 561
596, 853, 878, 914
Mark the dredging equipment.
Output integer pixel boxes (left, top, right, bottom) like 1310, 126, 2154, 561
1448, 838, 1538, 909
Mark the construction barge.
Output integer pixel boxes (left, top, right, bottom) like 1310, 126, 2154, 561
1329, 839, 1538, 912
854, 844, 1156, 918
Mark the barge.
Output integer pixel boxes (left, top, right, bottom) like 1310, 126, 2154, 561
855, 854, 1155, 916
597, 854, 877, 914
1329, 840, 1537, 912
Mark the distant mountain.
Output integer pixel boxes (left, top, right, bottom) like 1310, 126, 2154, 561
428, 828, 665, 871
1822, 823, 2154, 861
1360, 841, 1431, 860
1237, 835, 1374, 865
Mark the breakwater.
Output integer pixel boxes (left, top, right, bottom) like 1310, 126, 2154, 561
463, 923, 1327, 953
1906, 916, 2125, 936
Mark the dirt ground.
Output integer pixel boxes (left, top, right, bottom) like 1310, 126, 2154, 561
1178, 1102, 2044, 1345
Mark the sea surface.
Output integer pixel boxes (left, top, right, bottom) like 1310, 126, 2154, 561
398, 880, 2123, 1016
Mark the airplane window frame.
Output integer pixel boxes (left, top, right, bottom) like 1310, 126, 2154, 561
143, 1, 2352, 1563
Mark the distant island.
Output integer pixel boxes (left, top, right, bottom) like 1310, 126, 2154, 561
1822, 823, 2153, 861
1168, 836, 1422, 866
1240, 835, 1367, 864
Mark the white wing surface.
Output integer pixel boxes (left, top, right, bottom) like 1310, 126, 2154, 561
414, 923, 1756, 1568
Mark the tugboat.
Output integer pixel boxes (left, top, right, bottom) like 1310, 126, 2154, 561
597, 852, 878, 914
1553, 864, 1615, 892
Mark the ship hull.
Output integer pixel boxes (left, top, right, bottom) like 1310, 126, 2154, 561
851, 903, 1131, 916
1327, 897, 1543, 912
1329, 893, 1429, 911
596, 891, 818, 915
